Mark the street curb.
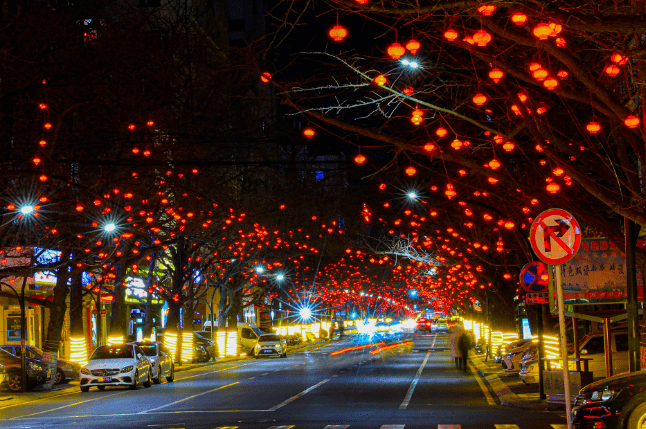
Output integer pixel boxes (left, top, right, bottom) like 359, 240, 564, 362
469, 353, 561, 411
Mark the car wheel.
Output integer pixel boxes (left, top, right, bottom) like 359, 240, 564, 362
143, 369, 152, 388
7, 372, 22, 392
129, 370, 138, 390
98, 386, 105, 391
254, 351, 259, 359
166, 365, 174, 382
627, 402, 646, 429
281, 352, 288, 358
80, 386, 90, 392
54, 368, 65, 385
153, 365, 162, 384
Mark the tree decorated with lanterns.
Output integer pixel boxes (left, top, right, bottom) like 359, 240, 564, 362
261, 0, 646, 317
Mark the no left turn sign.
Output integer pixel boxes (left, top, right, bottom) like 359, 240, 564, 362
529, 208, 581, 265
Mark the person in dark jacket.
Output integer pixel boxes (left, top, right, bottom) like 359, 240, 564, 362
457, 330, 474, 372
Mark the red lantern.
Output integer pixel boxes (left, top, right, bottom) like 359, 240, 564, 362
488, 159, 501, 169
472, 93, 487, 106
424, 143, 436, 152
354, 154, 366, 164
532, 69, 548, 81
533, 23, 552, 40
502, 141, 515, 152
555, 37, 566, 48
625, 115, 641, 128
489, 68, 504, 83
611, 53, 629, 65
387, 43, 406, 59
445, 184, 457, 199
472, 30, 492, 47
444, 29, 458, 41
586, 122, 601, 134
605, 65, 620, 76
329, 25, 347, 42
374, 75, 387, 86
406, 39, 421, 55
543, 77, 558, 90
405, 166, 417, 176
260, 72, 272, 83
303, 128, 315, 138
450, 139, 463, 150
436, 127, 448, 138
477, 4, 496, 15
546, 183, 560, 193
402, 86, 414, 96
511, 12, 527, 24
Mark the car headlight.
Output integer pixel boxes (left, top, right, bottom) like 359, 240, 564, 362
120, 365, 134, 373
586, 389, 621, 404
81, 367, 90, 375
28, 361, 43, 371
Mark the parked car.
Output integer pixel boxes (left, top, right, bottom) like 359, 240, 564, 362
238, 323, 264, 355
253, 333, 288, 358
0, 364, 6, 390
518, 345, 538, 384
132, 341, 174, 384
572, 330, 629, 379
573, 369, 646, 429
502, 339, 534, 372
0, 345, 80, 384
494, 338, 531, 364
0, 348, 49, 392
80, 344, 152, 392
193, 331, 216, 362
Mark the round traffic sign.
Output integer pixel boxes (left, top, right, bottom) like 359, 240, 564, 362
529, 208, 581, 265
519, 261, 549, 293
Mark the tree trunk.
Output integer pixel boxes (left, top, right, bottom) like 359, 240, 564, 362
40, 249, 71, 391
69, 271, 84, 338
108, 263, 128, 338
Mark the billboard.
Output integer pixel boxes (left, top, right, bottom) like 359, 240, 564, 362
560, 238, 644, 304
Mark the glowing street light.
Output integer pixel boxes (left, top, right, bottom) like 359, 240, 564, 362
401, 59, 419, 68
407, 192, 417, 200
103, 222, 116, 233
299, 307, 312, 321
20, 205, 34, 215
276, 274, 285, 281
255, 266, 265, 274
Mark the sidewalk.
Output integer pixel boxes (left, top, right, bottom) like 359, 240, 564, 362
0, 338, 329, 408
469, 352, 562, 410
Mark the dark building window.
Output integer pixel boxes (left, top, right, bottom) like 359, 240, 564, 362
229, 19, 245, 32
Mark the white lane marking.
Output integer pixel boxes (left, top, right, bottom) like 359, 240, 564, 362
0, 389, 79, 411
140, 382, 239, 413
551, 426, 568, 429
494, 426, 520, 429
8, 390, 130, 420
381, 426, 405, 429
268, 379, 330, 411
399, 351, 431, 409
400, 333, 436, 410
248, 377, 256, 380
470, 363, 496, 405
438, 425, 461, 429
267, 426, 295, 429
262, 373, 270, 375
323, 426, 349, 429
176, 364, 250, 380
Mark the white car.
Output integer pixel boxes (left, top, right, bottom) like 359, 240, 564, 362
133, 341, 174, 384
253, 333, 288, 358
80, 344, 152, 392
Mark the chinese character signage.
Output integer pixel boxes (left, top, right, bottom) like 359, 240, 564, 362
560, 238, 644, 304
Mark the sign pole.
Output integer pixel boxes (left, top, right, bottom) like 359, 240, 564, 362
556, 266, 572, 429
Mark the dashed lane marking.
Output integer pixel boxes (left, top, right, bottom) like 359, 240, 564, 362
494, 425, 521, 429
140, 382, 239, 414
268, 379, 330, 411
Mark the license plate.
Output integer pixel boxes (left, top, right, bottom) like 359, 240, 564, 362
263, 350, 272, 354
97, 377, 112, 382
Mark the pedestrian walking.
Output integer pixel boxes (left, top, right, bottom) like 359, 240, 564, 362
449, 326, 463, 369
458, 329, 474, 373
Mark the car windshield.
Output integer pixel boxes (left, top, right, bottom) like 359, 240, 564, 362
136, 344, 157, 357
258, 334, 280, 343
90, 346, 134, 360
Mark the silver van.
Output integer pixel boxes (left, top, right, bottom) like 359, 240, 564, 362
576, 330, 629, 379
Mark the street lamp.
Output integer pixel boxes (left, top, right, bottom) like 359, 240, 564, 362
401, 59, 419, 69
276, 274, 284, 281
407, 192, 417, 200
19, 205, 34, 215
103, 222, 116, 233
255, 266, 264, 274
